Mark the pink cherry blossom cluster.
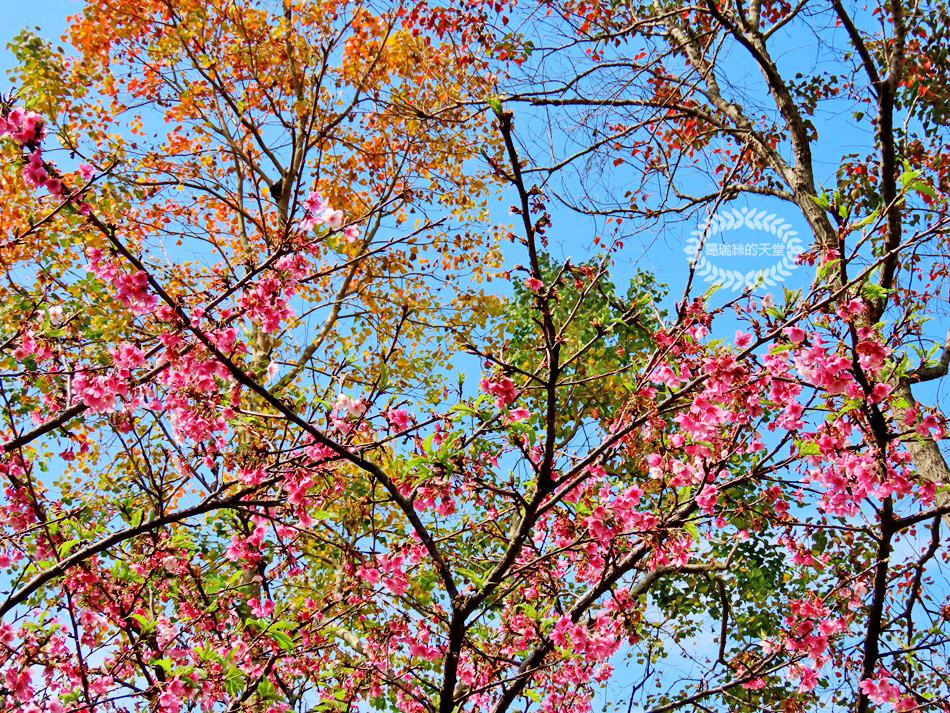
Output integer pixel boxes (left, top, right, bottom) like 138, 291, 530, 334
762, 349, 805, 430
330, 392, 369, 433
532, 611, 621, 712
111, 342, 147, 374
72, 371, 130, 413
549, 612, 621, 662
801, 424, 918, 515
410, 476, 458, 516
479, 375, 517, 409
225, 517, 269, 563
247, 597, 276, 617
300, 191, 360, 242
280, 468, 318, 527
12, 331, 52, 363
85, 247, 158, 315
334, 392, 367, 419
300, 191, 343, 230
69, 341, 148, 418
0, 106, 45, 145
860, 672, 918, 711
160, 348, 234, 444
357, 547, 424, 596
1, 117, 57, 196
793, 335, 861, 397
501, 610, 539, 652
157, 678, 189, 713
646, 531, 694, 570
3, 667, 33, 704
239, 275, 295, 333
0, 459, 38, 534
238, 254, 310, 333
782, 597, 841, 661
573, 469, 648, 548
385, 407, 412, 432
405, 626, 441, 661
21, 147, 63, 196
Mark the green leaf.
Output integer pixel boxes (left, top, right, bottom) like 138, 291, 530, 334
816, 259, 840, 282
811, 192, 830, 210
437, 430, 463, 458
257, 678, 279, 700
702, 282, 722, 300
130, 613, 155, 633
224, 667, 244, 697
851, 208, 880, 229
860, 282, 890, 300
458, 567, 487, 587
58, 539, 81, 556
449, 403, 477, 416
195, 645, 219, 663
908, 180, 937, 198
899, 161, 915, 184
271, 630, 294, 650
683, 521, 699, 542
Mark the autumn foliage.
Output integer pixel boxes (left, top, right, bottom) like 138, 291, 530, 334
0, 0, 949, 712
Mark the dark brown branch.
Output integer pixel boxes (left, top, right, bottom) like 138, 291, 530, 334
856, 497, 895, 713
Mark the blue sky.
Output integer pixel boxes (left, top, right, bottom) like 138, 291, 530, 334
0, 0, 75, 82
